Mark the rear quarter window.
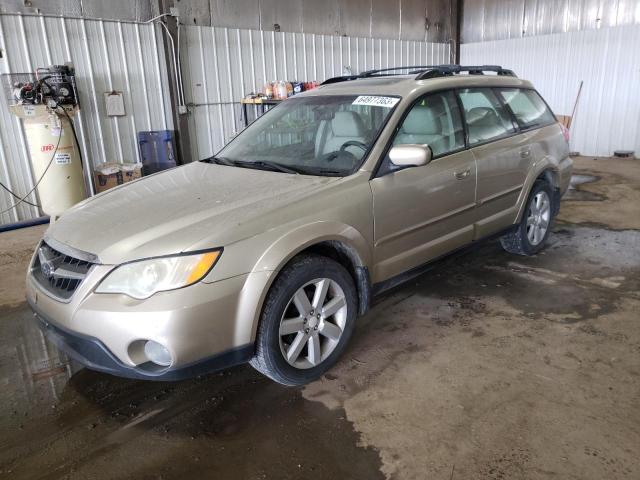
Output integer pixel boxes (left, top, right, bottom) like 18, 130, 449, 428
496, 88, 556, 130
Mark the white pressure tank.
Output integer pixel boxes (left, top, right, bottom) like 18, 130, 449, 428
10, 104, 86, 219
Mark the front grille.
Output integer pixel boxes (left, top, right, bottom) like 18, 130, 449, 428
32, 241, 94, 300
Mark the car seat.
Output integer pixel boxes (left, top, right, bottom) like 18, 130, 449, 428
314, 111, 367, 160
466, 107, 507, 144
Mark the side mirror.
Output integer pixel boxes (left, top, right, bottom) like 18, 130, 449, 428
388, 144, 432, 168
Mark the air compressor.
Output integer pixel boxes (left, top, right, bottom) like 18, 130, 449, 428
8, 65, 86, 220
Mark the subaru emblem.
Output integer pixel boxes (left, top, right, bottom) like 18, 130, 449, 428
41, 261, 55, 279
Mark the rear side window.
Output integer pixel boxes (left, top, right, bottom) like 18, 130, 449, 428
497, 88, 555, 129
457, 88, 516, 146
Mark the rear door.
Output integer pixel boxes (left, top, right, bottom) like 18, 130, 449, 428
370, 90, 477, 283
457, 87, 525, 238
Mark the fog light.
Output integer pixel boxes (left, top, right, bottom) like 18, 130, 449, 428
144, 340, 172, 366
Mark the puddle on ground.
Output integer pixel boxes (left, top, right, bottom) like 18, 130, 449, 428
375, 223, 640, 325
0, 306, 383, 480
569, 174, 599, 187
564, 174, 606, 201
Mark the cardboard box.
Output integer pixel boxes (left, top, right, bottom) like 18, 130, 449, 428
93, 162, 142, 193
121, 162, 142, 183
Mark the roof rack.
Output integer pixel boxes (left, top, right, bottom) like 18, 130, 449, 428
320, 64, 517, 85
321, 65, 437, 85
361, 65, 441, 76
414, 65, 517, 80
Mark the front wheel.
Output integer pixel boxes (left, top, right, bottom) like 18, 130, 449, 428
249, 254, 358, 386
500, 181, 555, 256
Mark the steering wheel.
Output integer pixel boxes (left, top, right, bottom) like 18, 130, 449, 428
339, 140, 368, 153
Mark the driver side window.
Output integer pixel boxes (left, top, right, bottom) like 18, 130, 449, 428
393, 90, 465, 158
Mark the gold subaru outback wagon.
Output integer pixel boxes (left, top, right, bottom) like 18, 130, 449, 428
27, 65, 572, 385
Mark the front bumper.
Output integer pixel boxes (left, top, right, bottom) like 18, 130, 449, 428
25, 267, 268, 380
28, 296, 253, 380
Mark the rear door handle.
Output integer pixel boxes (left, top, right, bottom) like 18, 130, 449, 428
454, 169, 471, 180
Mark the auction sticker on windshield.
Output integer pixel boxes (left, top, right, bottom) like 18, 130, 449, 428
352, 96, 400, 108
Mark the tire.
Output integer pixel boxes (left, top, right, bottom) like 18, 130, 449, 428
500, 181, 555, 256
249, 254, 358, 386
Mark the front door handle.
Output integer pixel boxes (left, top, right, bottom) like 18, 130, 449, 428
520, 148, 531, 158
454, 169, 471, 180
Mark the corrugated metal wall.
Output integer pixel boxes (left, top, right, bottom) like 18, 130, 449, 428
0, 0, 157, 22
462, 0, 640, 43
0, 0, 456, 43
461, 23, 640, 157
182, 0, 455, 43
0, 13, 173, 225
182, 25, 451, 160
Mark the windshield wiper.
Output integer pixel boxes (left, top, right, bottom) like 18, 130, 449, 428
203, 157, 339, 176
248, 160, 300, 175
202, 155, 235, 166
203, 156, 300, 174
298, 167, 344, 177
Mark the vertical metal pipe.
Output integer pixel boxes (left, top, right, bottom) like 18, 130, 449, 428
271, 30, 277, 79
212, 27, 225, 151
330, 35, 335, 77
249, 29, 257, 93
321, 35, 326, 80
38, 16, 52, 63
99, 20, 124, 163
224, 28, 236, 131
197, 26, 213, 155
132, 23, 153, 130
386, 38, 389, 68
117, 22, 141, 163
150, 23, 169, 129
371, 38, 375, 69
293, 33, 298, 79
312, 33, 317, 79
303, 33, 308, 79
237, 28, 246, 96
260, 30, 267, 82
453, 0, 462, 63
282, 31, 287, 79
80, 19, 107, 163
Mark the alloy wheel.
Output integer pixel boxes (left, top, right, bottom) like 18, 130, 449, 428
526, 190, 551, 246
278, 278, 348, 369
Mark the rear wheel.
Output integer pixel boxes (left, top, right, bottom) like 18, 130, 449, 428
500, 181, 555, 256
250, 254, 357, 386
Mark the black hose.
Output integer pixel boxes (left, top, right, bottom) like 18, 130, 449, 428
56, 105, 84, 171
0, 180, 39, 207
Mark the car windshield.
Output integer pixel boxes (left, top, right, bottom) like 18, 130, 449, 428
212, 95, 399, 176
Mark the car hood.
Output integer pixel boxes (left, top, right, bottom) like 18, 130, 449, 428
47, 162, 339, 264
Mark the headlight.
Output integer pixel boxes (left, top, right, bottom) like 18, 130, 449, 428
95, 250, 221, 299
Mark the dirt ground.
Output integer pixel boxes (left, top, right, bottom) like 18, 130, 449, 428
0, 156, 638, 480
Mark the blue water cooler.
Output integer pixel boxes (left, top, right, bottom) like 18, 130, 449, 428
137, 130, 177, 176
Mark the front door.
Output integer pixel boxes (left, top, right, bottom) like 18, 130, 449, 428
370, 90, 477, 283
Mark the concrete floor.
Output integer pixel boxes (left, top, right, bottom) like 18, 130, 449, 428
0, 156, 639, 480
